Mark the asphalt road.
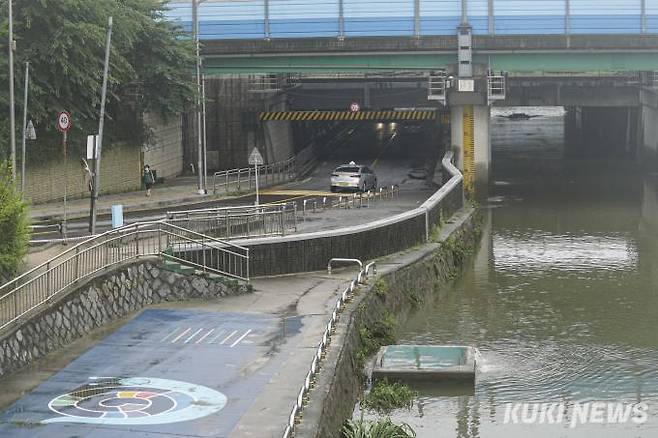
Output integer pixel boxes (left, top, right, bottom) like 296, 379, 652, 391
0, 309, 286, 437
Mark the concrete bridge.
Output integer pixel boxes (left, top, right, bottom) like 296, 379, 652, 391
166, 0, 658, 197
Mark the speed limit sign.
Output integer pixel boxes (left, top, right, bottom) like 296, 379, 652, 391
56, 111, 72, 132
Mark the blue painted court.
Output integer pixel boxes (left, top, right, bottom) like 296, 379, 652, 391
0, 309, 282, 437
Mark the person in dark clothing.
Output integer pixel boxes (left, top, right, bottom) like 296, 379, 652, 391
142, 165, 155, 197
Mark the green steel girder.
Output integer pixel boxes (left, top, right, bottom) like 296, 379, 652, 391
203, 52, 658, 75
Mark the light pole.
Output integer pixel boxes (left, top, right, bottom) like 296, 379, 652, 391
8, 0, 16, 180
20, 61, 29, 192
90, 16, 114, 235
193, 0, 208, 194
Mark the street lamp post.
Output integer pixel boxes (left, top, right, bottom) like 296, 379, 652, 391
20, 61, 29, 192
8, 0, 16, 180
193, 0, 208, 194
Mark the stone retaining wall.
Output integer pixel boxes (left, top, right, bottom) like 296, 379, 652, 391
296, 208, 480, 438
0, 260, 249, 379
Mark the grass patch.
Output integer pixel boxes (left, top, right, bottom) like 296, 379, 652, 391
342, 418, 416, 438
362, 379, 417, 414
356, 310, 397, 367
373, 278, 389, 299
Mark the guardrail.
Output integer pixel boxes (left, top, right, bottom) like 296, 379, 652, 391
282, 260, 377, 438
0, 221, 249, 333
212, 157, 296, 195
167, 203, 297, 239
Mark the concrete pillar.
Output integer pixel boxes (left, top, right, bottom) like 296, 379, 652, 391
638, 102, 658, 166
641, 174, 658, 233
450, 104, 491, 198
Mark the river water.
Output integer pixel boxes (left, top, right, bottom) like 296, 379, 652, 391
363, 107, 658, 437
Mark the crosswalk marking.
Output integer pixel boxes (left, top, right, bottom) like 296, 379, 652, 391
171, 327, 191, 343
160, 327, 180, 343
184, 328, 204, 344
220, 330, 238, 345
208, 329, 227, 344
195, 328, 215, 344
230, 329, 252, 348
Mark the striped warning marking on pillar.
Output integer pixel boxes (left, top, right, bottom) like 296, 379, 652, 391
259, 110, 439, 122
462, 105, 475, 199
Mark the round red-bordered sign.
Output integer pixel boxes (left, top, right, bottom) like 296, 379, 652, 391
56, 111, 72, 132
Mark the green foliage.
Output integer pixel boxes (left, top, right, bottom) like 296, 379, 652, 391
0, 0, 195, 159
342, 419, 416, 438
373, 278, 389, 299
356, 311, 397, 367
0, 162, 29, 280
362, 380, 417, 414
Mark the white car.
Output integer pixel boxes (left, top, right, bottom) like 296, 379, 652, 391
330, 163, 377, 193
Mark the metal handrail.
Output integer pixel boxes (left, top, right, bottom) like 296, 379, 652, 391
0, 221, 249, 333
282, 261, 376, 438
212, 157, 296, 194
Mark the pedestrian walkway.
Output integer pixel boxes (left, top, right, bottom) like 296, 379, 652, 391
29, 176, 221, 222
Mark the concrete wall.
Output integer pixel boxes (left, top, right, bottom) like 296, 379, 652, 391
639, 90, 658, 165
186, 76, 291, 172
143, 113, 184, 179
296, 209, 480, 438
235, 154, 464, 276
0, 260, 249, 379
18, 142, 141, 205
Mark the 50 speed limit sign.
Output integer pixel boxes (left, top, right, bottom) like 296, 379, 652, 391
56, 111, 72, 133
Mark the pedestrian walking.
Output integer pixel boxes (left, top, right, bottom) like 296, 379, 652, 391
143, 165, 155, 197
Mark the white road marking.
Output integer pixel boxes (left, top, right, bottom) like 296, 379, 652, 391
195, 328, 215, 344
220, 330, 238, 345
208, 329, 226, 344
171, 327, 191, 343
184, 328, 204, 344
230, 329, 252, 348
160, 327, 180, 343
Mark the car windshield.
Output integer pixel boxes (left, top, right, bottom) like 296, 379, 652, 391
335, 167, 360, 174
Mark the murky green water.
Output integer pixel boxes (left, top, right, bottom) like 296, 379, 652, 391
365, 108, 658, 437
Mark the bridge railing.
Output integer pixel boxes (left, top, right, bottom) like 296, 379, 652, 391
0, 222, 249, 333
212, 157, 296, 195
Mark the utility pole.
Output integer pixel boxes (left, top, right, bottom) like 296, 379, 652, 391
21, 61, 29, 192
8, 0, 16, 180
90, 16, 113, 235
193, 0, 204, 194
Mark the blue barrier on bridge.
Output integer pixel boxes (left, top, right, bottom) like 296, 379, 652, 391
166, 0, 658, 40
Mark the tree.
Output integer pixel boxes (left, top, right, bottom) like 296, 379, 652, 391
0, 0, 195, 159
0, 161, 28, 282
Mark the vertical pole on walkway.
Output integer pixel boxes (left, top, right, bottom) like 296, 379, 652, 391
193, 0, 204, 194
202, 74, 208, 193
62, 130, 68, 241
21, 61, 29, 192
254, 162, 260, 206
8, 0, 16, 180
90, 16, 113, 235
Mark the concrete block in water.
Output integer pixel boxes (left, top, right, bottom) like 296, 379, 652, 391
372, 345, 476, 383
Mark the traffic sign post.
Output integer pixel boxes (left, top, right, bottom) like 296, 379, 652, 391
56, 111, 72, 243
248, 147, 264, 206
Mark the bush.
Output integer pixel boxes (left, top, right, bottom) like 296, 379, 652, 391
362, 379, 417, 414
342, 418, 416, 438
0, 162, 29, 281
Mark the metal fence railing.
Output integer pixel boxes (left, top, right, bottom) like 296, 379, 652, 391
212, 157, 296, 195
283, 260, 377, 438
0, 221, 249, 333
166, 203, 297, 239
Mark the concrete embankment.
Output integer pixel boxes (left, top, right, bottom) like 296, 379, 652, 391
296, 207, 480, 438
